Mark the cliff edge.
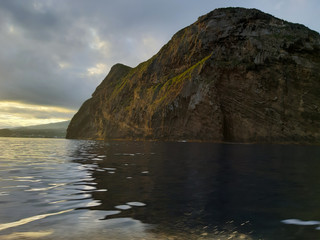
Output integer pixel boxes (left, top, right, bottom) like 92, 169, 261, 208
67, 8, 320, 144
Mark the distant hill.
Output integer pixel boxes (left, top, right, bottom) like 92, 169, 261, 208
0, 120, 70, 138
18, 121, 70, 130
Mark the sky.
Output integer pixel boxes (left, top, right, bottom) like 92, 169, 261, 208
0, 0, 319, 128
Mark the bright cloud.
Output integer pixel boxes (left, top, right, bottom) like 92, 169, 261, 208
89, 28, 110, 54
87, 63, 108, 76
0, 101, 75, 128
58, 61, 71, 69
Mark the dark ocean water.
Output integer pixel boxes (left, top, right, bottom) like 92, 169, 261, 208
0, 137, 320, 240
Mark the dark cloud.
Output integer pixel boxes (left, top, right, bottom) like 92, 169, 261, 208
0, 0, 318, 112
0, 0, 60, 41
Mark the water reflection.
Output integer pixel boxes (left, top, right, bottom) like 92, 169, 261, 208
1, 138, 320, 239
70, 141, 320, 239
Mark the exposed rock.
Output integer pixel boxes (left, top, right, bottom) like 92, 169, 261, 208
67, 7, 320, 144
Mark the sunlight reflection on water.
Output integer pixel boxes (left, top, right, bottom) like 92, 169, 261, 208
1, 137, 320, 239
0, 138, 158, 240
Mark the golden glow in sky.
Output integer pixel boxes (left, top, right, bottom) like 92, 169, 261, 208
0, 101, 75, 129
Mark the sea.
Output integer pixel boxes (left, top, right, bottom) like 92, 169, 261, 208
0, 137, 320, 240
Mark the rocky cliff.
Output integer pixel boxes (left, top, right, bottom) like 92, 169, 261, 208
67, 7, 320, 144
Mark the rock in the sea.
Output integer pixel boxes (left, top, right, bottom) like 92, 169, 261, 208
67, 7, 320, 144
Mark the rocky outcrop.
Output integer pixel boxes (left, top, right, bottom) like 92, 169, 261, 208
67, 7, 320, 144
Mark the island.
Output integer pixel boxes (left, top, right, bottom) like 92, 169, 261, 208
67, 7, 320, 144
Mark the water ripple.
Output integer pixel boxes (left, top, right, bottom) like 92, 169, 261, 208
0, 209, 73, 232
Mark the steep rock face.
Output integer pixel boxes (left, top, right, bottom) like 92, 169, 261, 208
67, 8, 320, 144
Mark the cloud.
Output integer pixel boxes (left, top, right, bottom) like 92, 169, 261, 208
89, 28, 110, 53
0, 101, 75, 128
87, 63, 108, 77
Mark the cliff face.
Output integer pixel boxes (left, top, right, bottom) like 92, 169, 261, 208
67, 8, 320, 144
